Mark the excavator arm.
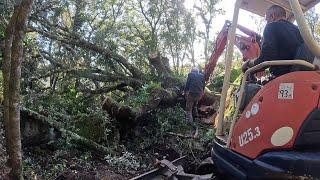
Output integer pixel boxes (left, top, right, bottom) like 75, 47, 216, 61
204, 21, 262, 81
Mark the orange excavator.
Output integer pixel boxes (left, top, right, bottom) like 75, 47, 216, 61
212, 0, 320, 179
133, 0, 320, 179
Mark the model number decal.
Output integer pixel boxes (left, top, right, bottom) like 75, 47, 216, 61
278, 83, 294, 99
238, 127, 261, 147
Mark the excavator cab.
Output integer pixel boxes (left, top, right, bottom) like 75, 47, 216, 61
212, 0, 320, 179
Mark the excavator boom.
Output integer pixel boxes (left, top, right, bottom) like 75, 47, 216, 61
204, 21, 261, 81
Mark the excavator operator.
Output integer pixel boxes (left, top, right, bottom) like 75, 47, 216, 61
242, 5, 314, 77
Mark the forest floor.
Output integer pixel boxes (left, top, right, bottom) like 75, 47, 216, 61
0, 101, 216, 180
0, 122, 10, 179
0, 120, 127, 179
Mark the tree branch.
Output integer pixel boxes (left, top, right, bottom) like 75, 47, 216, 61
139, 1, 153, 29
21, 107, 114, 155
29, 23, 143, 79
77, 83, 128, 94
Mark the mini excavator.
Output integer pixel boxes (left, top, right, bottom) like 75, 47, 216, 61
132, 0, 320, 179
213, 0, 320, 179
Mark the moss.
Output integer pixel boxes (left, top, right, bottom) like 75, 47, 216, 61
224, 74, 243, 120
72, 115, 107, 142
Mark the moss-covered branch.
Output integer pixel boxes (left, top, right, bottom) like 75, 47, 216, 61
21, 107, 114, 155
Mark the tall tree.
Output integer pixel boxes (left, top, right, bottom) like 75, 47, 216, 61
195, 0, 222, 63
305, 7, 320, 42
3, 0, 35, 179
138, 0, 164, 54
185, 12, 197, 68
162, 0, 193, 73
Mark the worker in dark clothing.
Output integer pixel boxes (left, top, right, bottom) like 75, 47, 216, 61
242, 5, 311, 76
184, 67, 205, 123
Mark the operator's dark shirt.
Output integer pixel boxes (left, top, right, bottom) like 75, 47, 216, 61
254, 20, 304, 76
185, 71, 205, 97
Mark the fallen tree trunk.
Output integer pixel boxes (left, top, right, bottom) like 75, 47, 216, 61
21, 107, 114, 155
102, 88, 180, 120
148, 53, 184, 88
148, 52, 172, 77
102, 85, 219, 140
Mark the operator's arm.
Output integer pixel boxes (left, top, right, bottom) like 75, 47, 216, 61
253, 23, 278, 66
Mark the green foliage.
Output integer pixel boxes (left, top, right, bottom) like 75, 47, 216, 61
154, 106, 189, 136
41, 159, 69, 179
171, 72, 187, 81
305, 8, 320, 42
195, 0, 224, 61
202, 128, 215, 143
23, 161, 39, 179
0, 26, 4, 38
72, 113, 111, 143
127, 105, 216, 160
54, 137, 76, 150
1, 0, 227, 176
0, 28, 4, 66
128, 106, 191, 150
121, 82, 162, 110
224, 74, 243, 119
208, 61, 243, 93
63, 88, 88, 115
23, 86, 116, 146
0, 71, 3, 97
105, 152, 142, 173
23, 154, 69, 179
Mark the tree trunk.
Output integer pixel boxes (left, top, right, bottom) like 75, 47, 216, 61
3, 5, 16, 168
148, 53, 184, 88
3, 0, 35, 179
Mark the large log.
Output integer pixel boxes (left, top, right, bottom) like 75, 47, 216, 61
20, 107, 114, 155
101, 85, 219, 140
148, 53, 185, 88
101, 87, 180, 138
148, 52, 172, 77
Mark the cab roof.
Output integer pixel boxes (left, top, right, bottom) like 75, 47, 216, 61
240, 0, 320, 18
